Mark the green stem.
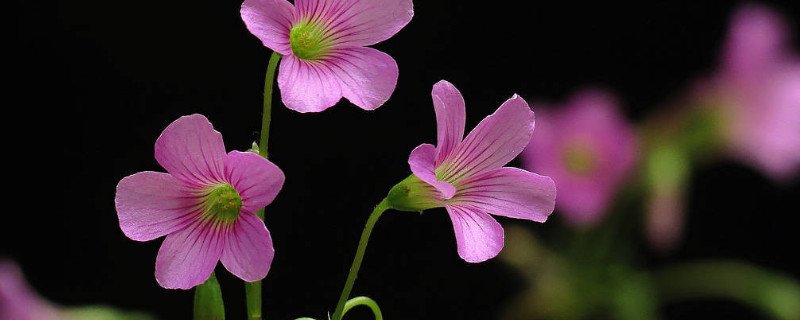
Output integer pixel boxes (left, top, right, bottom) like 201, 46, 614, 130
245, 51, 282, 320
331, 198, 391, 320
259, 52, 282, 159
654, 260, 800, 320
194, 272, 225, 320
343, 296, 383, 320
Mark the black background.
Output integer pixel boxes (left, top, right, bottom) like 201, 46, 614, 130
7, 1, 800, 319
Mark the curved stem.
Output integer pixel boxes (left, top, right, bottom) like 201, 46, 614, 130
331, 198, 391, 320
258, 51, 282, 159
245, 51, 282, 320
654, 260, 800, 320
343, 296, 383, 320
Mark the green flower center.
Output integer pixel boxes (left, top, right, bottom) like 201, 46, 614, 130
289, 22, 331, 60
202, 183, 242, 224
562, 144, 596, 176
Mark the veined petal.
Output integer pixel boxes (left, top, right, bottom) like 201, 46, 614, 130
278, 55, 344, 112
224, 151, 285, 214
446, 205, 504, 263
432, 80, 466, 165
155, 114, 227, 186
115, 171, 202, 241
408, 144, 456, 199
327, 47, 398, 110
240, 0, 295, 55
294, 0, 413, 47
451, 167, 556, 223
439, 95, 534, 183
220, 212, 274, 282
155, 220, 225, 289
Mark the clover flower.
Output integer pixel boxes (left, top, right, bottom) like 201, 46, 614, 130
0, 260, 61, 320
115, 114, 285, 289
700, 3, 800, 181
388, 80, 556, 263
241, 0, 414, 113
520, 89, 638, 227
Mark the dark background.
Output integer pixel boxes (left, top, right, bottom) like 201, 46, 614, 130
7, 0, 800, 319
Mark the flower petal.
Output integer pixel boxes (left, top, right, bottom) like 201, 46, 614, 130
327, 47, 398, 110
224, 151, 285, 214
408, 144, 456, 199
220, 212, 274, 282
155, 114, 228, 186
277, 55, 344, 113
451, 167, 556, 223
155, 220, 225, 289
240, 0, 295, 55
295, 0, 413, 47
432, 80, 466, 165
440, 95, 534, 183
116, 171, 202, 241
446, 205, 504, 263
723, 3, 790, 79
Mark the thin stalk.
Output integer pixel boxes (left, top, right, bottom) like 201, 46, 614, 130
331, 199, 391, 320
343, 296, 383, 320
245, 51, 282, 320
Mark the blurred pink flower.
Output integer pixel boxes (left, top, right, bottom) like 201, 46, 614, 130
240, 0, 414, 113
115, 114, 285, 289
705, 3, 800, 181
520, 89, 638, 227
390, 80, 556, 263
0, 260, 61, 320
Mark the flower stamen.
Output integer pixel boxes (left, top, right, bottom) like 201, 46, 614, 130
201, 183, 243, 224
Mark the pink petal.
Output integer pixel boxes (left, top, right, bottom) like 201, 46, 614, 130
439, 95, 534, 183
327, 47, 398, 110
408, 144, 456, 199
115, 171, 201, 242
723, 3, 790, 80
155, 220, 225, 289
0, 261, 61, 320
277, 55, 344, 113
155, 114, 227, 186
446, 205, 504, 263
431, 80, 466, 165
451, 167, 556, 223
294, 0, 413, 47
240, 0, 295, 55
224, 151, 285, 214
220, 212, 274, 282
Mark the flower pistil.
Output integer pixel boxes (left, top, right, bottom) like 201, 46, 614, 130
201, 183, 243, 224
289, 21, 332, 60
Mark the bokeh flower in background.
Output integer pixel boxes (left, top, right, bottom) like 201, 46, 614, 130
240, 0, 414, 113
388, 80, 556, 263
698, 3, 800, 181
0, 260, 154, 320
520, 89, 638, 228
115, 114, 285, 289
0, 260, 61, 320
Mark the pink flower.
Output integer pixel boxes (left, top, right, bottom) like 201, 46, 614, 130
388, 80, 556, 263
240, 0, 414, 113
0, 260, 61, 320
520, 89, 638, 227
704, 4, 800, 181
115, 114, 285, 289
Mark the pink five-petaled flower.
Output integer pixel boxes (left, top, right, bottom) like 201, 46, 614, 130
700, 3, 800, 181
387, 80, 557, 263
240, 0, 414, 113
520, 89, 639, 227
115, 114, 285, 289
